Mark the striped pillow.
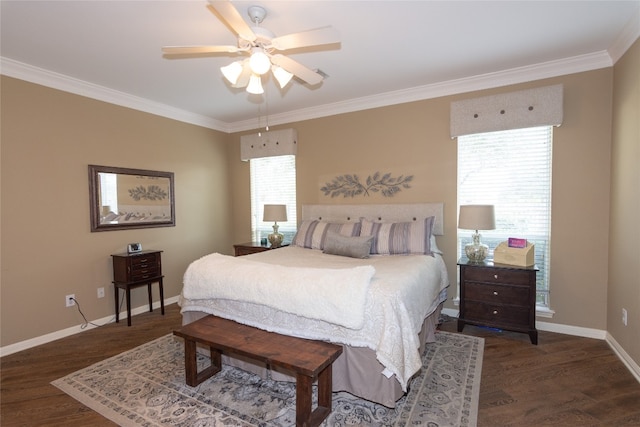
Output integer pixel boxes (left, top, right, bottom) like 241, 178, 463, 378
360, 216, 435, 255
292, 220, 362, 250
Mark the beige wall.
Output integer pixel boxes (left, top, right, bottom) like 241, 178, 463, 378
609, 38, 640, 363
230, 69, 615, 335
1, 76, 233, 347
1, 59, 636, 372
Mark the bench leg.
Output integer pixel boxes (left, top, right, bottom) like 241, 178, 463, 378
183, 339, 221, 387
295, 364, 333, 427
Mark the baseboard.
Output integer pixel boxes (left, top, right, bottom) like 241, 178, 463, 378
0, 296, 180, 357
441, 308, 608, 339
4, 301, 639, 386
441, 308, 638, 383
606, 332, 640, 383
535, 320, 607, 339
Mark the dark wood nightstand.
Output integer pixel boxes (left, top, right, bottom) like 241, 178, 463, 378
458, 257, 538, 344
233, 241, 287, 256
111, 250, 164, 326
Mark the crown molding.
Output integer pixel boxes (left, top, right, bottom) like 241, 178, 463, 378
1, 49, 616, 134
230, 51, 613, 132
0, 57, 231, 132
608, 7, 640, 64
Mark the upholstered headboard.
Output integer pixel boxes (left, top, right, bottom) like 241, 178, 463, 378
301, 203, 444, 236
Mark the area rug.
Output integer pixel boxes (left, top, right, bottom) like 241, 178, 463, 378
52, 331, 483, 426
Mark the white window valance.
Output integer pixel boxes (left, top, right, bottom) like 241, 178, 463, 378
450, 84, 563, 138
240, 128, 298, 161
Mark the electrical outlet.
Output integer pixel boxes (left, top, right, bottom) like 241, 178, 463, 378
66, 294, 76, 307
622, 308, 628, 326
97, 287, 105, 298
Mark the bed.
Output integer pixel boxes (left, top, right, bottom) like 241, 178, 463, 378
179, 203, 449, 407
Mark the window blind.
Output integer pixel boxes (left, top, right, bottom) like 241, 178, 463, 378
458, 126, 552, 307
250, 155, 297, 243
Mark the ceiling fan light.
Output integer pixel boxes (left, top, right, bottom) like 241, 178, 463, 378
246, 74, 264, 94
272, 65, 293, 88
249, 49, 271, 75
221, 61, 243, 85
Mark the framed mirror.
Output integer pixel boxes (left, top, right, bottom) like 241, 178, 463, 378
89, 165, 175, 232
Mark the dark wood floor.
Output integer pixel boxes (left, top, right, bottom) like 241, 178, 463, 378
2, 303, 639, 426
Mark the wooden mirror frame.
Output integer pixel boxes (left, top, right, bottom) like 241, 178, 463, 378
89, 165, 175, 232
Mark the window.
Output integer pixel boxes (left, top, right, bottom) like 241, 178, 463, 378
250, 155, 297, 243
457, 126, 553, 309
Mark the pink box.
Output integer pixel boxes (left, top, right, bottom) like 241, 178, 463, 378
508, 238, 527, 248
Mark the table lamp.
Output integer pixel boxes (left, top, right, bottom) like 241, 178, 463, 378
458, 205, 495, 262
263, 204, 287, 248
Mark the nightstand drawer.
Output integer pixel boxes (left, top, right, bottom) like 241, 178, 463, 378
131, 253, 159, 267
465, 282, 530, 306
131, 268, 160, 281
464, 267, 531, 286
465, 301, 530, 327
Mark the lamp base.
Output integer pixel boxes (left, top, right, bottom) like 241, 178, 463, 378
465, 242, 489, 262
268, 223, 284, 248
465, 231, 489, 262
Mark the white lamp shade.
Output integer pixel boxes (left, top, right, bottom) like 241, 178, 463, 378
263, 204, 287, 222
246, 74, 264, 94
272, 65, 293, 88
220, 61, 243, 85
249, 49, 271, 75
458, 205, 495, 230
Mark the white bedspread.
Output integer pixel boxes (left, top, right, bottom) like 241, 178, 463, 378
183, 253, 375, 329
179, 246, 449, 391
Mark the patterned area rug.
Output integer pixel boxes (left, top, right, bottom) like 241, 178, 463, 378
52, 331, 483, 427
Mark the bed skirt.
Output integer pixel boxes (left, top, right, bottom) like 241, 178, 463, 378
181, 302, 442, 408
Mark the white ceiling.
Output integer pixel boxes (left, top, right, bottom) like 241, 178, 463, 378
1, 1, 639, 133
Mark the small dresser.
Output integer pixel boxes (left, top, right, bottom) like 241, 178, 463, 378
111, 250, 164, 326
458, 257, 538, 344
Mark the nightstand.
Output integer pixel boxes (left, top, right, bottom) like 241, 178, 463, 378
458, 257, 538, 344
233, 241, 287, 256
111, 250, 164, 326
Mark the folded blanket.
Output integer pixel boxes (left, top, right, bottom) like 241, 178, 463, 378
182, 253, 375, 329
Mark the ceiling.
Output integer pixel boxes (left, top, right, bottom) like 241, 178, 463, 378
1, 1, 639, 133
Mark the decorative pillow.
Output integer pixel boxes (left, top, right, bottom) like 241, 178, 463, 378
292, 220, 362, 250
360, 216, 435, 255
322, 231, 374, 259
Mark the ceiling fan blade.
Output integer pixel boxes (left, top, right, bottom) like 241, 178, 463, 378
271, 26, 340, 51
162, 45, 241, 55
207, 0, 256, 42
270, 54, 323, 85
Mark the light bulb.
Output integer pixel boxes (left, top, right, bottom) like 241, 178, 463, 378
249, 49, 271, 75
272, 65, 293, 88
220, 61, 243, 85
246, 74, 264, 94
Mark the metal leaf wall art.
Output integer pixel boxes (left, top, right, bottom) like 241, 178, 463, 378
321, 172, 413, 198
128, 185, 168, 201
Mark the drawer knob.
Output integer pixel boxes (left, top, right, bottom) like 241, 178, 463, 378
493, 291, 499, 296
494, 274, 498, 279
492, 310, 499, 315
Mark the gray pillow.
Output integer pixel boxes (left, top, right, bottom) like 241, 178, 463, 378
322, 231, 374, 259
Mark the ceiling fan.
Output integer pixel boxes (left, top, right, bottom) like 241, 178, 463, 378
162, 0, 340, 94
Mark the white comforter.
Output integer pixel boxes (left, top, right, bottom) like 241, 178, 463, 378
179, 246, 449, 391
183, 253, 375, 329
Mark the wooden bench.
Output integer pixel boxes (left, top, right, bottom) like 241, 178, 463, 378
173, 315, 343, 427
